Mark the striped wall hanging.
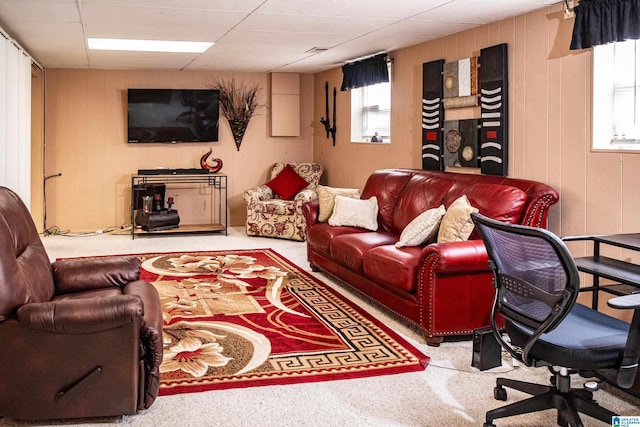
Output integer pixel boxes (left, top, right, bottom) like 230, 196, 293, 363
421, 60, 445, 171
479, 43, 508, 176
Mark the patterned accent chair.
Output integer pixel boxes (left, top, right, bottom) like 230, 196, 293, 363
244, 162, 324, 241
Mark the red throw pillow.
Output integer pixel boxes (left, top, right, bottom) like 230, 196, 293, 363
266, 164, 309, 200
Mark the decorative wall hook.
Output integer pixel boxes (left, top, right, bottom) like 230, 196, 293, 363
320, 81, 337, 146
209, 77, 263, 151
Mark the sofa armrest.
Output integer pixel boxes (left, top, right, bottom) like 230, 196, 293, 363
16, 295, 143, 334
52, 256, 141, 295
243, 184, 275, 205
302, 200, 320, 226
421, 240, 490, 274
520, 191, 559, 228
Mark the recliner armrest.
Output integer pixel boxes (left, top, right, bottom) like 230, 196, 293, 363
53, 256, 141, 294
123, 280, 163, 409
16, 295, 144, 334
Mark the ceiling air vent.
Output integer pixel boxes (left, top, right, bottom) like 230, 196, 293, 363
306, 47, 329, 54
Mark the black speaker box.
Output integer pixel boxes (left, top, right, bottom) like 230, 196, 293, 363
472, 326, 502, 371
135, 209, 180, 232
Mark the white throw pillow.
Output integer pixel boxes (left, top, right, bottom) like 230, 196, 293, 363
328, 196, 378, 231
396, 205, 446, 248
437, 195, 479, 243
317, 185, 361, 222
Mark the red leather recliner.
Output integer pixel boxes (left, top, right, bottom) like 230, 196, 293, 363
0, 186, 163, 420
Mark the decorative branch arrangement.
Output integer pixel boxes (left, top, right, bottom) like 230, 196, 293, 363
320, 81, 337, 146
209, 77, 263, 151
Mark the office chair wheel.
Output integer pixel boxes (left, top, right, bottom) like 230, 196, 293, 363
494, 385, 507, 401
584, 380, 601, 391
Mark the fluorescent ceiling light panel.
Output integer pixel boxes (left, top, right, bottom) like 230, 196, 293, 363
88, 38, 213, 53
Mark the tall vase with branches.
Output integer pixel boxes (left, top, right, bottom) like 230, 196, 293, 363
209, 77, 263, 151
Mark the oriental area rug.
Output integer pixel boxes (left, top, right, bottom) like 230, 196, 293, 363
135, 249, 428, 396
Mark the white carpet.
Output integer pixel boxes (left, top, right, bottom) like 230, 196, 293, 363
2, 227, 638, 426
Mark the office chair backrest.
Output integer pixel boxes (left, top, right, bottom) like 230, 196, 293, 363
472, 213, 580, 344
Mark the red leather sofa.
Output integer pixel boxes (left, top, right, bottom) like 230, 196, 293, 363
302, 169, 559, 346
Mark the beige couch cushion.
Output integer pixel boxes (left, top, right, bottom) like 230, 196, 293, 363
437, 195, 479, 243
396, 204, 446, 248
329, 196, 378, 231
317, 186, 361, 222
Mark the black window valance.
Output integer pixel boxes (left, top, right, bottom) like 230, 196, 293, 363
570, 0, 640, 50
340, 53, 389, 91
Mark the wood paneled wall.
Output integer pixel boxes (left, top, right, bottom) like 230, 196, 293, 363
43, 70, 314, 232
313, 4, 640, 318
314, 4, 640, 242
42, 4, 640, 287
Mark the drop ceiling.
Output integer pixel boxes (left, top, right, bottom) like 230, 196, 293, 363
0, 0, 558, 73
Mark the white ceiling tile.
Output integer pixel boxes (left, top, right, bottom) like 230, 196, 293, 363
8, 22, 86, 48
0, 0, 560, 72
82, 4, 247, 31
380, 19, 478, 40
82, 0, 264, 12
411, 0, 550, 24
254, 0, 453, 19
461, 0, 554, 4
234, 13, 394, 36
219, 30, 348, 51
188, 51, 291, 72
0, 0, 79, 23
87, 49, 198, 69
86, 24, 228, 43
32, 48, 89, 69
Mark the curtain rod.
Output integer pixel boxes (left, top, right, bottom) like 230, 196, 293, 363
346, 52, 392, 64
0, 25, 43, 70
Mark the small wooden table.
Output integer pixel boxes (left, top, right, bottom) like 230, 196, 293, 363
130, 173, 227, 240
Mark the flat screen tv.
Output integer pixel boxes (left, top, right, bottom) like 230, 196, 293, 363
127, 88, 219, 143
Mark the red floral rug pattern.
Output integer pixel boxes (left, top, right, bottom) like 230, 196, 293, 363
135, 248, 428, 395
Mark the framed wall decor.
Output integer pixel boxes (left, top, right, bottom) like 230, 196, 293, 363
443, 57, 479, 109
443, 119, 480, 169
420, 44, 508, 176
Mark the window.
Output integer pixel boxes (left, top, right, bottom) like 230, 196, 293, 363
350, 65, 391, 144
593, 39, 640, 151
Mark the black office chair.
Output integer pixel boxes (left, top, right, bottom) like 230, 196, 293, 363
471, 213, 640, 427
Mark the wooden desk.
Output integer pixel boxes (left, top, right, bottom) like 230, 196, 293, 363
563, 233, 640, 309
563, 234, 640, 397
